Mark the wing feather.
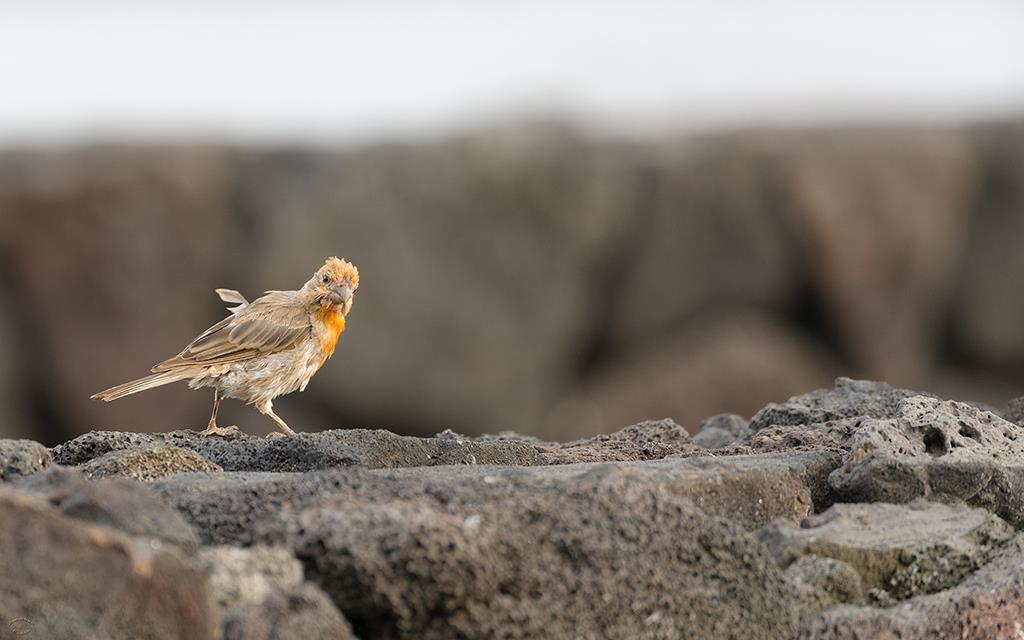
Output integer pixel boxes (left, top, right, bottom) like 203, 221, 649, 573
152, 291, 311, 371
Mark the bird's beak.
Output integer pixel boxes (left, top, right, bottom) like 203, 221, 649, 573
328, 281, 352, 305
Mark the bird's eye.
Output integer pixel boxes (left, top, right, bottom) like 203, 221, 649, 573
321, 274, 330, 283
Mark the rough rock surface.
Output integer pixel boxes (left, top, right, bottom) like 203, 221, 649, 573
153, 452, 832, 547
0, 438, 51, 479
81, 445, 222, 480
52, 428, 545, 471
223, 584, 356, 640
750, 377, 929, 432
828, 396, 1024, 526
539, 418, 696, 464
268, 470, 799, 639
760, 501, 1015, 602
10, 379, 1024, 639
801, 534, 1024, 639
0, 489, 217, 640
199, 546, 304, 611
784, 555, 864, 617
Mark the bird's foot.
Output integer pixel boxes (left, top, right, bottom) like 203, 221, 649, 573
264, 431, 288, 440
198, 424, 243, 438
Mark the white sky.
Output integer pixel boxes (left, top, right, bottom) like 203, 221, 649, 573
1, 1, 1023, 146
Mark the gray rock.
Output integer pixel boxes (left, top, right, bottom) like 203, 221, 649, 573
52, 428, 545, 471
750, 377, 930, 432
0, 439, 51, 480
153, 452, 835, 547
223, 583, 356, 640
784, 555, 864, 617
0, 488, 218, 640
800, 534, 1024, 639
1005, 395, 1024, 426
199, 546, 304, 612
828, 396, 1024, 526
267, 467, 799, 639
5, 465, 91, 503
57, 478, 201, 551
693, 413, 752, 448
152, 470, 361, 546
760, 501, 1014, 602
540, 418, 695, 464
80, 445, 222, 480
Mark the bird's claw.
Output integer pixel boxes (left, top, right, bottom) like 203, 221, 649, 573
198, 424, 243, 438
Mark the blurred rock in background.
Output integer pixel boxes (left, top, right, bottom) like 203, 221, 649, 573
2, 120, 1024, 445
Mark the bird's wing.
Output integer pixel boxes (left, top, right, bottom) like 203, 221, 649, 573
152, 290, 311, 371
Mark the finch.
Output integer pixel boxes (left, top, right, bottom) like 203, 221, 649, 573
91, 257, 359, 436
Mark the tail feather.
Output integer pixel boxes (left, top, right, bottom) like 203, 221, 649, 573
90, 370, 194, 402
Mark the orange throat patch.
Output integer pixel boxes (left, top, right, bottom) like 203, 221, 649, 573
315, 306, 346, 356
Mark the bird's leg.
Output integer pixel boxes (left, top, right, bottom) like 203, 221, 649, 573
199, 389, 241, 437
258, 400, 296, 436
207, 389, 222, 428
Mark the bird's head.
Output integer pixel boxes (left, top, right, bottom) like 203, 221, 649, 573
306, 257, 359, 315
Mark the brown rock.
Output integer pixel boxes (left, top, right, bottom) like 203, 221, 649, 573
0, 488, 217, 640
80, 445, 222, 480
223, 584, 356, 640
801, 534, 1024, 640
540, 418, 695, 464
57, 478, 202, 551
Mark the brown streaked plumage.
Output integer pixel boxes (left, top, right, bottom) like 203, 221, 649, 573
91, 257, 360, 436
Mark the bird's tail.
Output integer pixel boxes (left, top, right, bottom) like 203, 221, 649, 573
90, 369, 194, 402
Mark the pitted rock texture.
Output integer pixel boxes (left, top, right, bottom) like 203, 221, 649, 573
0, 438, 51, 480
828, 396, 1024, 526
52, 428, 545, 472
800, 534, 1024, 640
760, 501, 1015, 602
81, 445, 222, 480
152, 452, 832, 548
10, 379, 1024, 639
750, 377, 930, 432
266, 469, 799, 640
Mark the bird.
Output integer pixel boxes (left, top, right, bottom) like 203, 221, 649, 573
91, 257, 359, 436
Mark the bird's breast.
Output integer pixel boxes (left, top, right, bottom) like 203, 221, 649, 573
314, 306, 346, 357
